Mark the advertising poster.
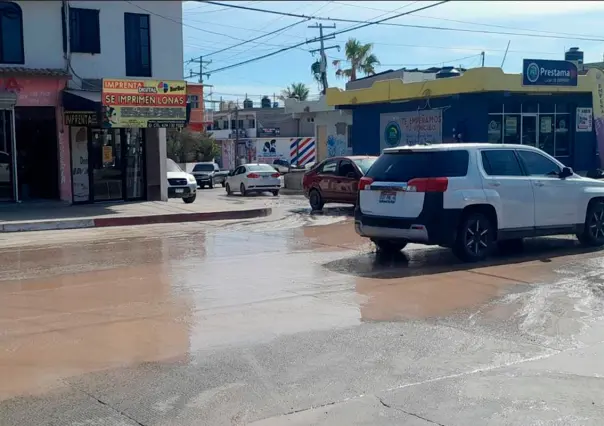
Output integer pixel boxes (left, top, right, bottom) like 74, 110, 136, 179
255, 138, 290, 164
379, 110, 442, 152
590, 69, 604, 166
101, 79, 187, 128
70, 127, 89, 202
576, 107, 593, 132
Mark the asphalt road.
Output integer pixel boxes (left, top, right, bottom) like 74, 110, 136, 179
2, 202, 604, 426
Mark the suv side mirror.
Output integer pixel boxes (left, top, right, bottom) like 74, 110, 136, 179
560, 167, 573, 179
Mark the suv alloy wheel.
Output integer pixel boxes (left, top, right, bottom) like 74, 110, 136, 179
453, 212, 495, 262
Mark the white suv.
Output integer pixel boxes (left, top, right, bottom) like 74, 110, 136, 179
355, 143, 604, 262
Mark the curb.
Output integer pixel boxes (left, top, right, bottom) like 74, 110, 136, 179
0, 207, 272, 233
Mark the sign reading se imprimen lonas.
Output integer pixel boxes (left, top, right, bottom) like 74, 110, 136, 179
379, 110, 443, 151
522, 59, 578, 87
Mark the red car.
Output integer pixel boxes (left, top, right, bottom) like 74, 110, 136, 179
302, 156, 378, 211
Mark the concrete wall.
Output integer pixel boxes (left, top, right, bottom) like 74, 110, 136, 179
12, 1, 183, 81
315, 110, 352, 161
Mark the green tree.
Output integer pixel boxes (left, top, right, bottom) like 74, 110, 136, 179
167, 129, 220, 163
333, 38, 380, 81
280, 82, 310, 101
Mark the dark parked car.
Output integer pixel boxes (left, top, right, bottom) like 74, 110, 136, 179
302, 156, 377, 211
191, 162, 220, 189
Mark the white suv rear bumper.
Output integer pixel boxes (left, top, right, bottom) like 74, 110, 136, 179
355, 221, 430, 243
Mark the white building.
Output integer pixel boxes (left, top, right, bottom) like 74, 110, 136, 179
0, 1, 184, 203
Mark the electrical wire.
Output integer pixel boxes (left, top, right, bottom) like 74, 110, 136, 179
203, 0, 604, 42
203, 1, 450, 75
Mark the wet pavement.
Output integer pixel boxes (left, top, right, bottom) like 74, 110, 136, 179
2, 207, 604, 425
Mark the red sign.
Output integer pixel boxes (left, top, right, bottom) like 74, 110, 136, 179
0, 78, 23, 92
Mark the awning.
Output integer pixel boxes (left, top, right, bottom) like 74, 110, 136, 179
62, 89, 101, 112
0, 91, 17, 110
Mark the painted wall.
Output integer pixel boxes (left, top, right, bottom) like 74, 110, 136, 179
11, 1, 183, 81
187, 83, 205, 132
314, 110, 352, 160
8, 76, 71, 201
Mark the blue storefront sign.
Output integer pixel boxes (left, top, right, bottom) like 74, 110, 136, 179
522, 59, 578, 87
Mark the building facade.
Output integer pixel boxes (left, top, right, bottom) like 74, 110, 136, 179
208, 104, 316, 169
327, 66, 603, 174
0, 0, 184, 203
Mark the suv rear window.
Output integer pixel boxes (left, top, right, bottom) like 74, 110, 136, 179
366, 150, 469, 182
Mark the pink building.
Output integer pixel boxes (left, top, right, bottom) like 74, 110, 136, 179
0, 69, 70, 202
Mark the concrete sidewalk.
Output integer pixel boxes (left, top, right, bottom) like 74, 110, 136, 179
0, 199, 271, 232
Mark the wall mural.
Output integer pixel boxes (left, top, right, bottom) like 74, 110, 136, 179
327, 135, 347, 157
220, 140, 235, 170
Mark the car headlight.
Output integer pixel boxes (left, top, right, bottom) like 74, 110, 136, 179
187, 175, 196, 184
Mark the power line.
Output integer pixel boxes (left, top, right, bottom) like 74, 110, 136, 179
332, 1, 604, 40
203, 1, 450, 75
125, 1, 301, 51
203, 0, 604, 42
204, 19, 310, 58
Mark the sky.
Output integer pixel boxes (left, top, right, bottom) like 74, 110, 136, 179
180, 1, 604, 106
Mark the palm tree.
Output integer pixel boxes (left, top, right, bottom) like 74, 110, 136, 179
333, 38, 380, 81
280, 82, 310, 101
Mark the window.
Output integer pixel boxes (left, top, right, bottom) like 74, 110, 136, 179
193, 164, 215, 172
487, 116, 502, 144
124, 13, 151, 77
248, 164, 277, 172
238, 119, 244, 129
222, 120, 228, 129
366, 150, 469, 182
338, 160, 356, 177
248, 119, 255, 128
353, 158, 376, 175
517, 150, 561, 177
188, 95, 199, 109
0, 2, 24, 64
231, 119, 236, 129
62, 7, 100, 54
555, 115, 570, 156
481, 150, 523, 176
318, 159, 337, 174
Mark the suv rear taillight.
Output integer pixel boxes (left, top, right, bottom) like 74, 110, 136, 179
407, 177, 448, 193
359, 177, 374, 190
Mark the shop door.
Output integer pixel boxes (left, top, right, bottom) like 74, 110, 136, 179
0, 110, 14, 201
124, 129, 145, 200
521, 114, 538, 147
91, 129, 123, 202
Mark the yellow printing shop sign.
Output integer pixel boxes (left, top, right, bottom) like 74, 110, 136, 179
101, 79, 187, 128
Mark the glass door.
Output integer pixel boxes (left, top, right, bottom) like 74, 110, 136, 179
521, 114, 538, 147
124, 129, 145, 200
0, 110, 14, 201
91, 129, 123, 201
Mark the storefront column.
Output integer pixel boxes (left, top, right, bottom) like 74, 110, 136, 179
145, 128, 167, 201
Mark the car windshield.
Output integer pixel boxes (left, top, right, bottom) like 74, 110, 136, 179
353, 158, 377, 175
366, 150, 469, 182
193, 164, 215, 172
166, 158, 183, 173
248, 164, 277, 172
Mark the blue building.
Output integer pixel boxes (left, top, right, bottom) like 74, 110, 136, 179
326, 67, 602, 173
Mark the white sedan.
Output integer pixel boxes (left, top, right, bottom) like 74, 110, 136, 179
225, 163, 281, 196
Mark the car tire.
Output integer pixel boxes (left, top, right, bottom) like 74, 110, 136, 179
200, 184, 205, 189
452, 212, 495, 262
209, 181, 214, 189
240, 183, 248, 196
577, 200, 604, 247
183, 193, 196, 204
225, 183, 232, 195
309, 189, 324, 211
272, 190, 279, 197
372, 239, 407, 254
222, 181, 226, 188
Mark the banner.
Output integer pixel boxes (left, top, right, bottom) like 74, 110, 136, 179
379, 110, 442, 151
590, 69, 604, 167
101, 79, 187, 128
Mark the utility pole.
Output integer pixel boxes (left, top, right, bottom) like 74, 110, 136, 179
308, 23, 339, 94
481, 51, 485, 67
188, 55, 212, 83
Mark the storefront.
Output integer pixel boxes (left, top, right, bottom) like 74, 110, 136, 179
62, 79, 187, 204
327, 66, 602, 173
0, 71, 70, 202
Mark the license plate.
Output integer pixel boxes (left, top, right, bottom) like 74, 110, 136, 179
379, 191, 396, 204
175, 188, 184, 193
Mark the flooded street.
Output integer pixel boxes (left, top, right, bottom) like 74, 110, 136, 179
2, 210, 604, 425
